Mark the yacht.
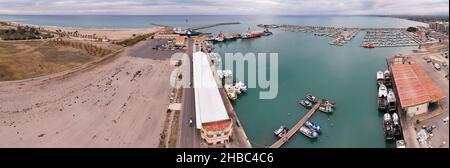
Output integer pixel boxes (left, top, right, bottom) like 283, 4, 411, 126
299, 99, 313, 108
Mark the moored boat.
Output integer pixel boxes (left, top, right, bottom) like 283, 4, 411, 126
387, 89, 397, 112
304, 121, 321, 133
299, 126, 318, 139
274, 125, 286, 136
378, 84, 388, 110
234, 81, 247, 93
377, 70, 384, 86
225, 85, 237, 101
392, 113, 402, 136
318, 106, 333, 113
383, 113, 395, 140
305, 93, 318, 103
299, 99, 313, 108
320, 99, 336, 107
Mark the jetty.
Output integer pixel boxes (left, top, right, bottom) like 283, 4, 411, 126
192, 22, 241, 30
270, 101, 322, 148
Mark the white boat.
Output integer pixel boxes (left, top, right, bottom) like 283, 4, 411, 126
299, 126, 318, 139
217, 70, 224, 79
383, 113, 395, 140
377, 71, 384, 85
274, 126, 286, 136
387, 89, 397, 112
318, 106, 333, 113
304, 121, 321, 133
392, 113, 402, 136
378, 84, 388, 98
234, 81, 247, 93
378, 84, 388, 110
396, 140, 406, 148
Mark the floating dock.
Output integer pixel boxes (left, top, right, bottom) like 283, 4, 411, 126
270, 101, 322, 148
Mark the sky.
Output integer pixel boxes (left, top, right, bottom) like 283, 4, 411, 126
0, 0, 449, 15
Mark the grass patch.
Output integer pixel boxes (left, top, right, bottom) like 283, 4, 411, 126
159, 109, 172, 148
114, 33, 155, 47
168, 110, 181, 148
0, 40, 111, 81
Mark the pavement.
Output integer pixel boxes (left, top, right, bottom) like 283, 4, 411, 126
400, 53, 449, 148
179, 38, 200, 148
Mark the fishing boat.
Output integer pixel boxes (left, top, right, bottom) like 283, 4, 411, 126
392, 113, 402, 136
377, 70, 384, 86
299, 126, 318, 139
274, 125, 286, 136
305, 93, 318, 103
225, 85, 237, 101
304, 121, 321, 133
387, 89, 397, 112
299, 99, 313, 108
378, 84, 388, 110
383, 113, 395, 140
384, 69, 392, 87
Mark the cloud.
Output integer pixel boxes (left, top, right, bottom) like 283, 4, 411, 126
0, 0, 448, 15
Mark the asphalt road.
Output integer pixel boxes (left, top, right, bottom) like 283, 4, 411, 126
180, 38, 200, 148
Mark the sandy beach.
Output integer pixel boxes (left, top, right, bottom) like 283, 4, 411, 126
4, 21, 160, 41
0, 39, 175, 147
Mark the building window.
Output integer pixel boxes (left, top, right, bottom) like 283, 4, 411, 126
417, 107, 419, 111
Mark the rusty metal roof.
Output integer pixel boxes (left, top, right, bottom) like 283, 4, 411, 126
391, 63, 446, 108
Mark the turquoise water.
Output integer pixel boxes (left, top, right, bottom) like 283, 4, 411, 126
0, 15, 425, 147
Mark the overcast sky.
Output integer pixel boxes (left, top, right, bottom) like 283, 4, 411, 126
0, 0, 448, 15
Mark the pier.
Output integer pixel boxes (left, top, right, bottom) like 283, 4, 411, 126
270, 101, 322, 148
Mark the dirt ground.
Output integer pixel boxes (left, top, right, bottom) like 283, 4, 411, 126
0, 39, 175, 147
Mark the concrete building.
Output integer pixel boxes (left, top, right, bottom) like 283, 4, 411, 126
390, 57, 446, 117
175, 36, 186, 46
193, 51, 233, 147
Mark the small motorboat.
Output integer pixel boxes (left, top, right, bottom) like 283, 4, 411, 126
319, 106, 333, 113
299, 99, 313, 108
305, 93, 318, 103
321, 99, 336, 107
274, 125, 286, 136
277, 129, 287, 139
299, 126, 318, 139
305, 121, 321, 133
234, 81, 247, 93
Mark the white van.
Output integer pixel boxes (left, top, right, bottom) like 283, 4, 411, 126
434, 63, 441, 71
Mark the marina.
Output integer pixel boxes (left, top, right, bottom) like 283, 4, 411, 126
361, 29, 419, 47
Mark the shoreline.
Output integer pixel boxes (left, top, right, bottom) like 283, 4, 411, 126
1, 20, 161, 41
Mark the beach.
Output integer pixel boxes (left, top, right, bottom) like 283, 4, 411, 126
4, 21, 159, 41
